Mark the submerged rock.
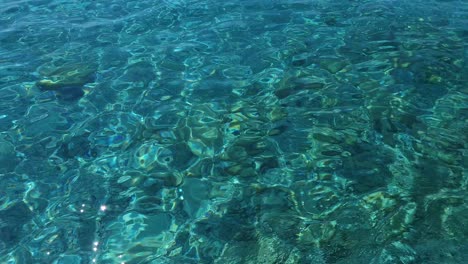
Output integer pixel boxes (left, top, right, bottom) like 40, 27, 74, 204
319, 57, 349, 74
36, 63, 96, 90
36, 63, 96, 101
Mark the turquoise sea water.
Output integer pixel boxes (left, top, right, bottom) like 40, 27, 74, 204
0, 0, 467, 263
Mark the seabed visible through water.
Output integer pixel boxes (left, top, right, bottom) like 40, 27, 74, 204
0, 0, 467, 263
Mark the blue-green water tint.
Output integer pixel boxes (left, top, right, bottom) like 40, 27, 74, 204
1, 0, 467, 263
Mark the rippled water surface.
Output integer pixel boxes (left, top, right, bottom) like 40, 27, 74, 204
1, 0, 467, 263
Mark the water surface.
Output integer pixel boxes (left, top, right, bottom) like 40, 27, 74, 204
0, 0, 467, 263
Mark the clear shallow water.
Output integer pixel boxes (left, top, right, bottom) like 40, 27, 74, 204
0, 0, 467, 263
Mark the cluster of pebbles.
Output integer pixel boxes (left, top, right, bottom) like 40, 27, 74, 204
0, 0, 467, 263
